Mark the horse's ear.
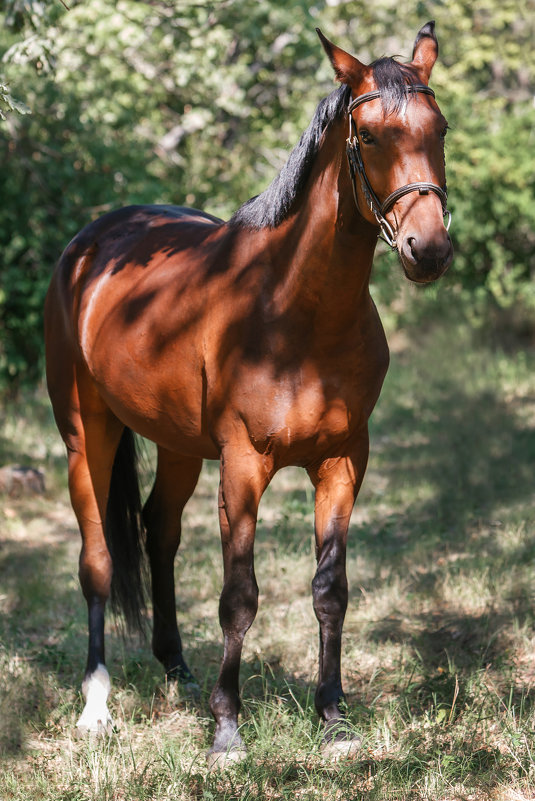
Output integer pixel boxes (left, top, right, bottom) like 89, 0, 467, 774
316, 28, 367, 85
411, 20, 439, 83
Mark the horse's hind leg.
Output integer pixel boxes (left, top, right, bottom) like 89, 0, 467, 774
143, 449, 202, 686
48, 359, 124, 734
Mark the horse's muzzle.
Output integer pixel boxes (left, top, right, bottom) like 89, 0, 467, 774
400, 231, 453, 283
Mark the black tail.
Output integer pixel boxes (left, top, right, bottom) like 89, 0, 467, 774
105, 427, 148, 633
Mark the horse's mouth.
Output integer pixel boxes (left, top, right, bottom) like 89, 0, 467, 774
400, 261, 450, 284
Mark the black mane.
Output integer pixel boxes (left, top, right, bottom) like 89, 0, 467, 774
229, 84, 351, 230
230, 56, 417, 230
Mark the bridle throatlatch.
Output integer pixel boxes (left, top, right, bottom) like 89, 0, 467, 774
346, 84, 452, 249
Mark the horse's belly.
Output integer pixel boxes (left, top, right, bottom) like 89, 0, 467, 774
85, 341, 218, 458
101, 377, 216, 457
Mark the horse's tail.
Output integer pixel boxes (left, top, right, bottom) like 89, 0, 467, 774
105, 427, 148, 633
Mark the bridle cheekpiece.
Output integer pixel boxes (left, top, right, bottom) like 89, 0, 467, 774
346, 84, 451, 248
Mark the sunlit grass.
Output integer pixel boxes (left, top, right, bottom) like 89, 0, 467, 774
2, 318, 535, 798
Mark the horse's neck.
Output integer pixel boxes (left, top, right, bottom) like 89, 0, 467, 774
255, 118, 379, 330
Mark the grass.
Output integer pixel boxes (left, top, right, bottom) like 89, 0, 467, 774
1, 313, 535, 799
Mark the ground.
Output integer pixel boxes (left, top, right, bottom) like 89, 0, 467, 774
1, 312, 535, 800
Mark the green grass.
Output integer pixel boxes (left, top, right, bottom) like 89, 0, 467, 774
1, 316, 535, 799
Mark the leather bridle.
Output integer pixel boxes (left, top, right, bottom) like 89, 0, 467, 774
346, 84, 451, 248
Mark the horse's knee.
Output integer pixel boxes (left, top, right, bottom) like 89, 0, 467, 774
312, 561, 348, 623
219, 574, 259, 636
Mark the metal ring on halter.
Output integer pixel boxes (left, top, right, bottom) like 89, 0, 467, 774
375, 215, 396, 248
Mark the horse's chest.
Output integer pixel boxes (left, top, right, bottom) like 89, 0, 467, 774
235, 357, 383, 461
268, 378, 350, 444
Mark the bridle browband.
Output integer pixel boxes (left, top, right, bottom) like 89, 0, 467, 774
346, 84, 451, 248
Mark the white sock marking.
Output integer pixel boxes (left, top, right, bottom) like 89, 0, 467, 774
76, 664, 113, 733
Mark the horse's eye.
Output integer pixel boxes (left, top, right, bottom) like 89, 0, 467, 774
359, 129, 375, 145
440, 125, 449, 140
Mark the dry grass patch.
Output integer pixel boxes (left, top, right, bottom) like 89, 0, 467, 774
2, 320, 535, 798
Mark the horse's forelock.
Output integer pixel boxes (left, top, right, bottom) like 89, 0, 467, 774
371, 57, 418, 114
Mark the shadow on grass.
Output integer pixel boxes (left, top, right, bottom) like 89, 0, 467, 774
2, 335, 535, 788
365, 381, 535, 550
0, 537, 77, 756
0, 523, 314, 760
341, 349, 535, 722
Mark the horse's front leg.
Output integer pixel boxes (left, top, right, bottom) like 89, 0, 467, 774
307, 435, 369, 758
207, 446, 272, 769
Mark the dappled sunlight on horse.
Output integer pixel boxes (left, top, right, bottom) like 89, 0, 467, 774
44, 21, 452, 766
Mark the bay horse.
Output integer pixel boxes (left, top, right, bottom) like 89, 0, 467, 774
44, 22, 452, 766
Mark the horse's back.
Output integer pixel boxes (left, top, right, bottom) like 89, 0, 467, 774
73, 203, 224, 237
55, 204, 223, 281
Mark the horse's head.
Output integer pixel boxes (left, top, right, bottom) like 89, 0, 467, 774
318, 22, 453, 283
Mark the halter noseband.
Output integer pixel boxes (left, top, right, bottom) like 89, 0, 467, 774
346, 84, 451, 248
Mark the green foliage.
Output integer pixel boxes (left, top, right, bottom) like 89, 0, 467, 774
0, 0, 534, 387
0, 81, 29, 118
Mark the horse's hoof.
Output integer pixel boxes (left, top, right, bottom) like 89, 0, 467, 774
181, 681, 201, 701
320, 736, 361, 761
75, 718, 114, 738
162, 678, 201, 703
206, 747, 247, 771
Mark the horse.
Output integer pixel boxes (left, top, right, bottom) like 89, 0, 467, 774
44, 22, 452, 766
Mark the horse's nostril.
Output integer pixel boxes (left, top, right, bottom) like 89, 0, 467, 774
403, 234, 453, 269
407, 237, 417, 258
402, 236, 418, 266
